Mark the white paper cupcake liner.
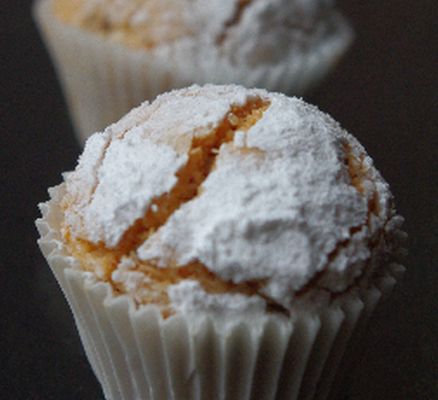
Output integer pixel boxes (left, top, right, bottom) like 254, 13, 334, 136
36, 185, 404, 400
33, 0, 353, 145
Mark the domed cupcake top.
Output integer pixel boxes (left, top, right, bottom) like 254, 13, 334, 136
53, 0, 347, 64
61, 85, 402, 313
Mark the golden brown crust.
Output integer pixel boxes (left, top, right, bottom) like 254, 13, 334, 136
63, 98, 271, 312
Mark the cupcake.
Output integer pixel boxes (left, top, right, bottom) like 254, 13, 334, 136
36, 85, 405, 400
33, 0, 353, 144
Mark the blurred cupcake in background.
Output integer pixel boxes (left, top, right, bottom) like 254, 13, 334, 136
33, 0, 353, 144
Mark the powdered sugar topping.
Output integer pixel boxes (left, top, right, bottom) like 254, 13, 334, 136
64, 85, 260, 245
64, 84, 399, 312
54, 0, 351, 68
168, 280, 267, 315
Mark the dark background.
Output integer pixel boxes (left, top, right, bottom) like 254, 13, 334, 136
1, 1, 437, 399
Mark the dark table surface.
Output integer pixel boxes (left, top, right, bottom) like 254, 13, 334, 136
1, 1, 437, 399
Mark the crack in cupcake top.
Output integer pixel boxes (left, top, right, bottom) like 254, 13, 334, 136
216, 0, 253, 45
115, 97, 269, 258
62, 84, 399, 312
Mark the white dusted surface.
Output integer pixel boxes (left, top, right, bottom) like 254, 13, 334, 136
57, 85, 404, 312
